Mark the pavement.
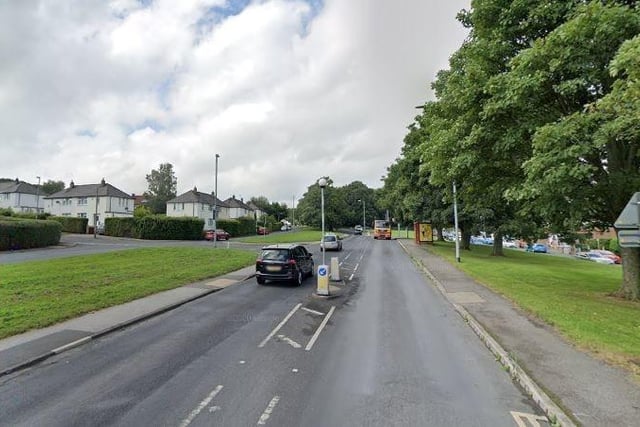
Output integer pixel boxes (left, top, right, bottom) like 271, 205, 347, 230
2, 238, 640, 426
399, 239, 640, 427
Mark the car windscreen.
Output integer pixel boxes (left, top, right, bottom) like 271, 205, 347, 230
260, 249, 290, 261
323, 235, 336, 242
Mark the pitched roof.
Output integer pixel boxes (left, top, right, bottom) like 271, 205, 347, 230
45, 180, 133, 199
224, 195, 251, 210
0, 179, 39, 195
168, 187, 228, 207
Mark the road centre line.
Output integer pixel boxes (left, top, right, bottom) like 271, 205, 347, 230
259, 303, 302, 348
344, 253, 352, 260
305, 306, 336, 351
353, 263, 359, 272
179, 385, 223, 427
257, 395, 281, 425
348, 273, 354, 281
301, 307, 324, 316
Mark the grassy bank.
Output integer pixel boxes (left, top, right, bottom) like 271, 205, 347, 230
237, 230, 325, 244
0, 247, 256, 339
427, 242, 640, 369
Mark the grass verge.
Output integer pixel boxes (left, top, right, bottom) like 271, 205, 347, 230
237, 230, 325, 244
0, 247, 256, 339
427, 242, 640, 371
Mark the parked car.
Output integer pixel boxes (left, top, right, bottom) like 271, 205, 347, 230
257, 226, 270, 235
320, 233, 342, 251
576, 251, 616, 264
591, 250, 621, 264
255, 244, 314, 286
354, 225, 363, 235
204, 229, 230, 241
280, 225, 291, 231
503, 239, 518, 248
526, 243, 548, 253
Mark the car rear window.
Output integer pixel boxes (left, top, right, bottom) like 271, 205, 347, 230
261, 249, 290, 261
324, 235, 336, 242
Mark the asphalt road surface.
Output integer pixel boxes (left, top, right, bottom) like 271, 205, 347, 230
0, 236, 549, 426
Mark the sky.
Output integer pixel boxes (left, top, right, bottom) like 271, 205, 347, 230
0, 0, 470, 206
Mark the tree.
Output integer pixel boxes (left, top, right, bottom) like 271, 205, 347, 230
41, 180, 65, 195
144, 163, 177, 214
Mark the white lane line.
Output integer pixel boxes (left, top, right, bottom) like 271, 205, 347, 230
344, 253, 352, 260
258, 303, 302, 348
353, 263, 359, 272
257, 395, 281, 425
179, 385, 223, 427
510, 411, 547, 427
305, 306, 336, 351
301, 307, 325, 316
277, 334, 302, 349
348, 273, 354, 281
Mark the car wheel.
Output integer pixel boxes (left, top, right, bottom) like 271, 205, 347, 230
293, 270, 303, 286
257, 277, 265, 285
309, 262, 315, 277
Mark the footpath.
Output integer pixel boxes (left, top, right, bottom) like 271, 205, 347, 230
0, 265, 256, 377
399, 239, 640, 427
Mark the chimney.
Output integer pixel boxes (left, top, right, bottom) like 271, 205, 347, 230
193, 186, 198, 192
70, 180, 75, 188
14, 178, 19, 183
101, 178, 106, 186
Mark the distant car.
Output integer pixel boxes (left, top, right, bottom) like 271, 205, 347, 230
526, 243, 548, 253
280, 225, 291, 231
591, 250, 621, 264
503, 240, 518, 248
205, 229, 230, 241
255, 244, 314, 286
354, 225, 363, 235
576, 251, 615, 264
257, 226, 270, 235
320, 233, 342, 251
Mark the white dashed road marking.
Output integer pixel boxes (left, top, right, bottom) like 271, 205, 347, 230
257, 396, 281, 425
179, 385, 223, 427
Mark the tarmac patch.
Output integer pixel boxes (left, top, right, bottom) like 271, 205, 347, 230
447, 291, 485, 304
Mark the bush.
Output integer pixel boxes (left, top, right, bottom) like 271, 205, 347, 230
608, 238, 620, 254
105, 217, 137, 237
134, 215, 204, 240
0, 208, 13, 217
216, 219, 240, 236
50, 216, 89, 233
0, 217, 62, 251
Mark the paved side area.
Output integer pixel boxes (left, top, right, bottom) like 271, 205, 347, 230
400, 239, 640, 427
0, 265, 256, 376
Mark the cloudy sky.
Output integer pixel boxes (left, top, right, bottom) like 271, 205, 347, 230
1, 0, 469, 205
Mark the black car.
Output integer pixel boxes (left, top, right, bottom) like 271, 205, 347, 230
255, 244, 314, 286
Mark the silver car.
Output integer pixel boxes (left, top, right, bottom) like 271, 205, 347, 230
320, 233, 342, 251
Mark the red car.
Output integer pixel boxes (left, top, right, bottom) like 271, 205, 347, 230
205, 229, 230, 241
257, 226, 270, 235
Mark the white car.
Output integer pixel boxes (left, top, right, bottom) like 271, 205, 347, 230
320, 233, 342, 251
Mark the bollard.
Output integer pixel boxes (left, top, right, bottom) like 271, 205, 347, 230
317, 265, 329, 295
330, 257, 340, 281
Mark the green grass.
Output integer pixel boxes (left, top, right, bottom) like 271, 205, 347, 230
392, 229, 415, 239
0, 247, 256, 339
426, 242, 640, 364
237, 230, 326, 244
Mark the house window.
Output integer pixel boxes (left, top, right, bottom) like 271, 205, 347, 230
77, 213, 87, 218
181, 203, 184, 210
208, 219, 213, 226
0, 194, 8, 201
173, 203, 176, 211
62, 212, 71, 216
78, 197, 88, 205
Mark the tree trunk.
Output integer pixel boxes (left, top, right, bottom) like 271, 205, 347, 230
492, 231, 504, 256
617, 246, 640, 300
461, 229, 471, 250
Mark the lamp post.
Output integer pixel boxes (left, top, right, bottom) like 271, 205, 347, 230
35, 176, 40, 215
357, 198, 365, 233
292, 195, 295, 230
213, 154, 220, 248
317, 177, 329, 296
319, 178, 327, 267
94, 184, 99, 239
453, 181, 460, 263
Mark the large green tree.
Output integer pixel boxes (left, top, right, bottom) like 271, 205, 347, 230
144, 163, 177, 214
40, 180, 65, 196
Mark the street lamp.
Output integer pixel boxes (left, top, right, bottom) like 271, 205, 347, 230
357, 198, 365, 233
453, 181, 460, 263
35, 176, 41, 215
318, 178, 327, 267
317, 177, 329, 296
213, 154, 220, 247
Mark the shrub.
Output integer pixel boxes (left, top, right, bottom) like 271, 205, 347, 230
105, 217, 137, 237
608, 238, 620, 254
216, 219, 240, 236
0, 217, 62, 250
50, 216, 89, 233
0, 208, 13, 217
134, 215, 204, 240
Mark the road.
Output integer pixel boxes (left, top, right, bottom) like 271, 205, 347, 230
0, 236, 549, 426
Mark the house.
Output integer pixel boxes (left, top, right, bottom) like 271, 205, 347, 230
44, 179, 134, 227
247, 201, 266, 219
224, 195, 253, 219
0, 178, 43, 213
166, 187, 229, 230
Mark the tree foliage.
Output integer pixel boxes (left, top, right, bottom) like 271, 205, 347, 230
40, 180, 65, 195
144, 163, 177, 214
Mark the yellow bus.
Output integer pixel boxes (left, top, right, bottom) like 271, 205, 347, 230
373, 219, 391, 240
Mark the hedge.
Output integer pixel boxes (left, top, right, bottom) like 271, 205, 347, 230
134, 216, 204, 240
216, 216, 263, 237
50, 216, 89, 233
0, 217, 62, 251
105, 217, 136, 237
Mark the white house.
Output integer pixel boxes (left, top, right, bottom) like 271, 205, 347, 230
224, 195, 253, 219
0, 179, 43, 213
166, 187, 229, 230
247, 201, 266, 219
44, 179, 134, 227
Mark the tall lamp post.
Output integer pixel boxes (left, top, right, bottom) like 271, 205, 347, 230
453, 181, 460, 263
317, 177, 329, 296
35, 176, 41, 215
213, 154, 220, 248
357, 198, 365, 233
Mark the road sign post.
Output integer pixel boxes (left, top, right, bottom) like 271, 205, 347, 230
317, 265, 329, 296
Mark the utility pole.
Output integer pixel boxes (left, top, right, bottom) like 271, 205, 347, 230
453, 181, 460, 263
214, 154, 220, 248
35, 176, 41, 215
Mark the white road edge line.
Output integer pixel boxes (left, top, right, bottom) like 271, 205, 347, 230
259, 303, 302, 348
348, 273, 354, 281
301, 307, 325, 316
179, 384, 223, 427
257, 395, 281, 425
52, 336, 92, 354
305, 306, 336, 351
